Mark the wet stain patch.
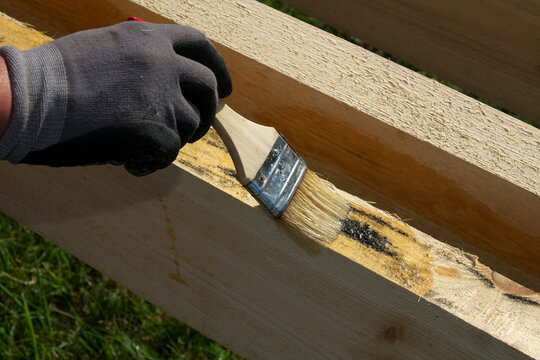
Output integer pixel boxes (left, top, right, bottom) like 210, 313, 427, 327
217, 165, 237, 178
176, 152, 241, 190
434, 298, 455, 308
175, 128, 257, 206
176, 158, 205, 176
434, 266, 461, 278
202, 130, 228, 151
329, 202, 433, 296
204, 138, 227, 151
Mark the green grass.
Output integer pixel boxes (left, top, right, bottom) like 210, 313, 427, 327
0, 214, 241, 359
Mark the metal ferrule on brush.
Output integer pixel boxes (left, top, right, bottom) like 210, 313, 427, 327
246, 136, 307, 218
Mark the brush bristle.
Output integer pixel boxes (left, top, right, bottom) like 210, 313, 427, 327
280, 170, 350, 244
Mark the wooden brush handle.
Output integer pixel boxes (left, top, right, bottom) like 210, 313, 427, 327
213, 101, 279, 185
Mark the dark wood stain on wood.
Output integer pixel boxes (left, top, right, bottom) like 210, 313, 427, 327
341, 217, 398, 258
350, 207, 410, 238
331, 203, 433, 296
502, 294, 540, 307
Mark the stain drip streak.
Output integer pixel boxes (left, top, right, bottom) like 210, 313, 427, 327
158, 193, 187, 285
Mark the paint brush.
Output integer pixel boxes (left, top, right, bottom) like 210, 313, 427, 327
124, 17, 347, 243
213, 101, 350, 243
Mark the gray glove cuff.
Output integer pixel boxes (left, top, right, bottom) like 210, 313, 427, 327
0, 44, 68, 162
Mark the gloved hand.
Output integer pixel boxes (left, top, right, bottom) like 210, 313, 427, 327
0, 21, 232, 176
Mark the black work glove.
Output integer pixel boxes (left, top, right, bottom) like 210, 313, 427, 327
0, 21, 232, 176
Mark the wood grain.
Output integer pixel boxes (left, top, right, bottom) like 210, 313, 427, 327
1, 9, 539, 359
1, 138, 539, 359
136, 0, 540, 285
280, 0, 540, 126
1, 0, 538, 285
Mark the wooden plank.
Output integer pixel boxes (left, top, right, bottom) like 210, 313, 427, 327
1, 8, 539, 360
2, 0, 537, 288
131, 0, 540, 287
3, 157, 540, 360
279, 0, 540, 126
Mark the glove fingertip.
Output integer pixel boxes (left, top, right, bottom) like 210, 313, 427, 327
218, 76, 233, 99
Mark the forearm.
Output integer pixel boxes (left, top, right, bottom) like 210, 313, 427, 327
0, 55, 12, 139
